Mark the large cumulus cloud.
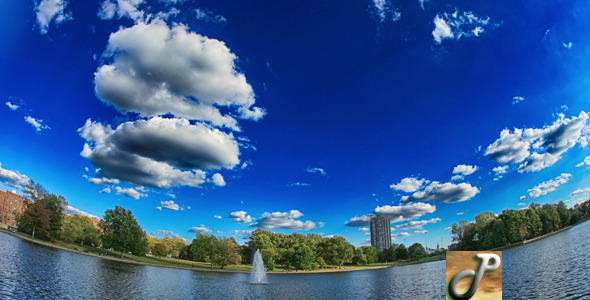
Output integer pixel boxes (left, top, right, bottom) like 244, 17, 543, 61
94, 20, 264, 130
79, 117, 237, 188
81, 20, 264, 190
486, 111, 588, 173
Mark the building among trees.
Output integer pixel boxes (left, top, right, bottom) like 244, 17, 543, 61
370, 214, 391, 251
0, 189, 29, 229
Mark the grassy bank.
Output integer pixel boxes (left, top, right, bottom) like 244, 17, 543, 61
0, 229, 444, 274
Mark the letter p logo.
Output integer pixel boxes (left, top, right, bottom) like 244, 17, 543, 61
446, 251, 502, 300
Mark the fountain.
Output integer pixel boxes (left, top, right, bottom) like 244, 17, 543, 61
250, 249, 268, 284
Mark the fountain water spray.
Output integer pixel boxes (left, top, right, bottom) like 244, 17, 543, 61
250, 249, 268, 284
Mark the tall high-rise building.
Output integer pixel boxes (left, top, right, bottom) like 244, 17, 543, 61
0, 189, 29, 229
370, 214, 391, 251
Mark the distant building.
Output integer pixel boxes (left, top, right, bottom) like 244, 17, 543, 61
0, 189, 29, 229
370, 214, 391, 251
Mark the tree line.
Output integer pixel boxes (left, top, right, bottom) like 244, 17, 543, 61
14, 181, 437, 269
450, 199, 590, 250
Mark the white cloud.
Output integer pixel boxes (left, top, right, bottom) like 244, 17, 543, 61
346, 202, 436, 227
250, 210, 317, 231
5, 102, 19, 111
413, 230, 428, 235
214, 215, 222, 219
512, 96, 525, 104
486, 112, 589, 173
419, 0, 429, 10
229, 211, 254, 223
159, 0, 188, 5
89, 177, 120, 185
451, 164, 479, 181
65, 205, 99, 220
432, 15, 453, 44
400, 181, 479, 203
288, 182, 310, 187
166, 193, 176, 198
359, 227, 369, 232
393, 218, 441, 230
94, 20, 264, 130
151, 230, 185, 241
188, 224, 212, 234
520, 195, 528, 201
98, 0, 145, 21
306, 167, 327, 176
432, 10, 498, 44
517, 203, 527, 206
345, 215, 373, 227
563, 42, 572, 49
115, 186, 147, 199
526, 173, 572, 198
571, 187, 590, 198
24, 116, 50, 133
195, 8, 227, 23
371, 0, 400, 23
456, 212, 464, 215
392, 232, 411, 238
159, 200, 180, 211
79, 117, 239, 189
493, 165, 508, 177
35, 0, 72, 34
210, 173, 226, 187
390, 177, 427, 193
576, 156, 590, 167
100, 187, 111, 193
232, 229, 253, 239
0, 162, 30, 190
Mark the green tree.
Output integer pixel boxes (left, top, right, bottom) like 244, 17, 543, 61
191, 233, 218, 269
152, 243, 168, 257
161, 237, 187, 257
321, 236, 354, 269
292, 243, 316, 270
359, 246, 378, 264
539, 204, 561, 234
100, 206, 149, 258
60, 215, 100, 246
17, 201, 50, 239
24, 181, 68, 240
524, 208, 542, 239
395, 244, 408, 260
215, 237, 241, 270
408, 243, 426, 259
501, 210, 527, 243
556, 201, 571, 227
352, 248, 367, 265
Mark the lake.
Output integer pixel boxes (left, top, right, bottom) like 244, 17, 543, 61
1, 220, 589, 299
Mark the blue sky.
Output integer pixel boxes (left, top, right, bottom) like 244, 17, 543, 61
1, 0, 590, 248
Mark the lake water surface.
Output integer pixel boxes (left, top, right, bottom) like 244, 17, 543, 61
1, 220, 589, 299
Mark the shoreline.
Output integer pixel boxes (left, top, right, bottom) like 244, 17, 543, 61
0, 229, 441, 274
487, 224, 573, 251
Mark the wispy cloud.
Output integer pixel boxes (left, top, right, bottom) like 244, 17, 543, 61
525, 173, 571, 199
24, 116, 50, 133
35, 0, 72, 34
306, 167, 326, 176
5, 102, 19, 111
432, 9, 499, 44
